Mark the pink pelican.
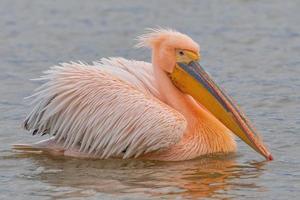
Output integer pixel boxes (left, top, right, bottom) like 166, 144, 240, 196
15, 29, 273, 161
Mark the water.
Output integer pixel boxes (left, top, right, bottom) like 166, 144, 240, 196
0, 0, 299, 199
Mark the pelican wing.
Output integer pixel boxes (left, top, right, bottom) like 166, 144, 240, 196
94, 57, 161, 98
23, 59, 187, 158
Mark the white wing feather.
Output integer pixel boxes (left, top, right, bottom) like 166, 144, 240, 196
94, 57, 161, 98
23, 58, 187, 158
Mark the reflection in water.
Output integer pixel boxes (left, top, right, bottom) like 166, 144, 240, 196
8, 152, 266, 199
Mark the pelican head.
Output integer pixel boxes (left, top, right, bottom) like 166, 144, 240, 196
137, 28, 272, 161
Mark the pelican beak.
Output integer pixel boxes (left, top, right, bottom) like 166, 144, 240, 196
170, 61, 273, 161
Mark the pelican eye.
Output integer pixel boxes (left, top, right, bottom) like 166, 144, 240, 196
179, 51, 184, 56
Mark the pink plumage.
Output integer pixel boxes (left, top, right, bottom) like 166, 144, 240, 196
16, 29, 239, 161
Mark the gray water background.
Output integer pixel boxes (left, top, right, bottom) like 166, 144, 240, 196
0, 0, 299, 199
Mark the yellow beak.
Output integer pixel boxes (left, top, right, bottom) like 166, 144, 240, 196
170, 61, 273, 161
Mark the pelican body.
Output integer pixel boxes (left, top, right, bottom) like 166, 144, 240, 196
16, 29, 272, 161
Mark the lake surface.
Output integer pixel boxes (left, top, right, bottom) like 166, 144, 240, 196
0, 0, 299, 199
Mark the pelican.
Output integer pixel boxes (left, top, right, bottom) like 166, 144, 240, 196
15, 28, 273, 161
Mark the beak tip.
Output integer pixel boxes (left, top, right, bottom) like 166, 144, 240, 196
267, 154, 274, 161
